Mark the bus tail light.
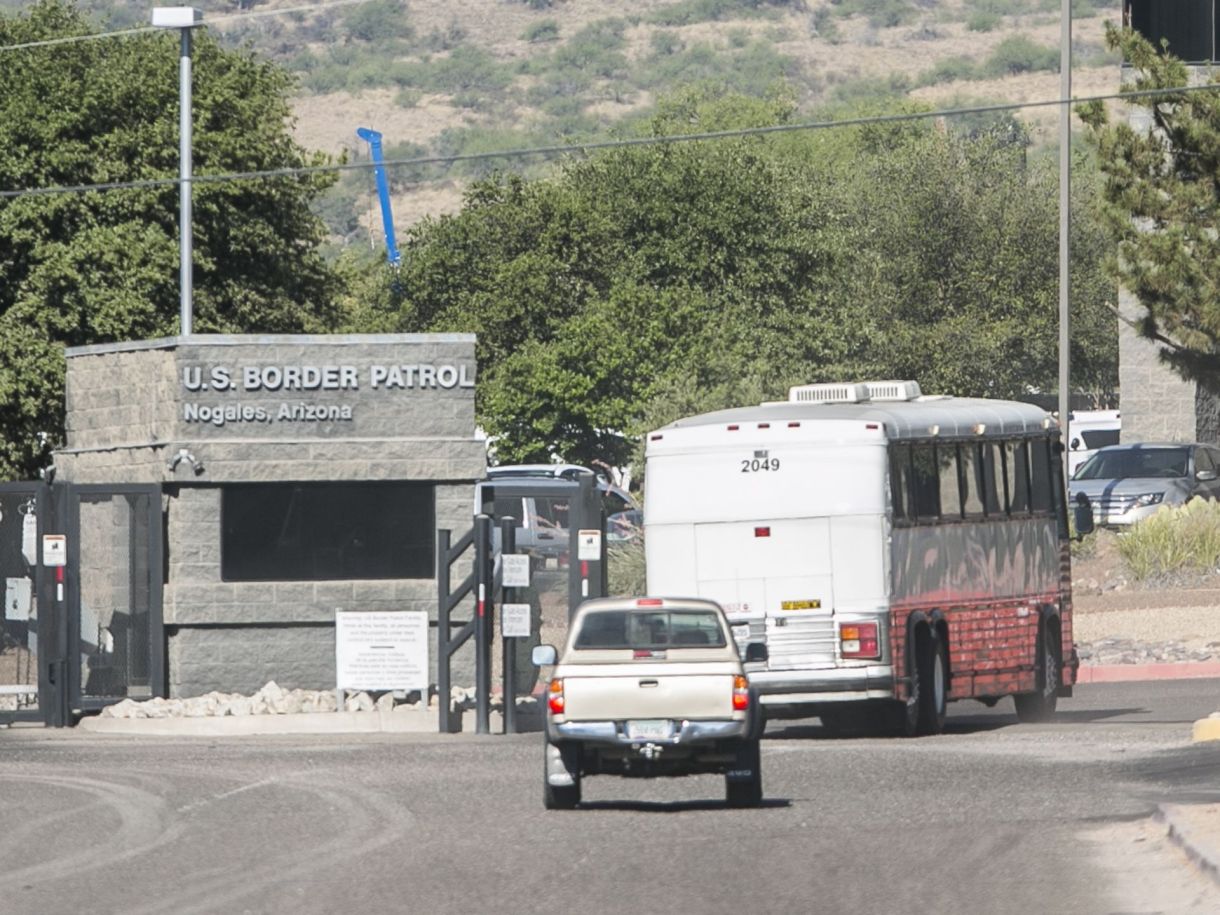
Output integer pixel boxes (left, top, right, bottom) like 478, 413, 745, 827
548, 678, 565, 715
839, 622, 881, 659
732, 675, 750, 710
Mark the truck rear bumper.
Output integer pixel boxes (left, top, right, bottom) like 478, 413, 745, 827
752, 664, 895, 705
550, 719, 747, 745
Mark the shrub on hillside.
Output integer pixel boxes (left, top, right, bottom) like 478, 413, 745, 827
983, 35, 1059, 77
523, 19, 561, 43
1116, 498, 1220, 581
830, 0, 919, 29
916, 55, 979, 86
967, 11, 1001, 31
649, 0, 788, 28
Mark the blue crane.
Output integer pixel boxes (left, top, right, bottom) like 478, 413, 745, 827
356, 127, 401, 267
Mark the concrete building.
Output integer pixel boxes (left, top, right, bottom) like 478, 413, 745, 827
1119, 0, 1220, 444
55, 334, 484, 697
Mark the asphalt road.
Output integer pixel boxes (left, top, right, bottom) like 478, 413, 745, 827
2, 680, 1219, 915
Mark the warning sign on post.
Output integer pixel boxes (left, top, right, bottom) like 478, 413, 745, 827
577, 529, 602, 561
502, 603, 531, 638
502, 554, 530, 588
335, 611, 429, 691
42, 534, 66, 567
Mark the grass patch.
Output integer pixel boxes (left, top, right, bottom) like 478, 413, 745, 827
1116, 499, 1220, 581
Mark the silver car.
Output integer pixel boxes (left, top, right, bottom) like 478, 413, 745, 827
1069, 442, 1220, 528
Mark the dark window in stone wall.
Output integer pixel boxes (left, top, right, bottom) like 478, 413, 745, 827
221, 483, 434, 581
1127, 0, 1214, 62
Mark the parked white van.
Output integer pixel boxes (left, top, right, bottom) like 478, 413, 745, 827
1067, 410, 1120, 477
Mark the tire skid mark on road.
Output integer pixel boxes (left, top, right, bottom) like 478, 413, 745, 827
0, 774, 183, 889
175, 775, 280, 814
122, 773, 418, 915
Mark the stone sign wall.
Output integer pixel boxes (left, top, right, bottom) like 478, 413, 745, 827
56, 335, 486, 698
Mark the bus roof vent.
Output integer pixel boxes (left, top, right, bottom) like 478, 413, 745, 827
863, 380, 922, 402
788, 382, 870, 404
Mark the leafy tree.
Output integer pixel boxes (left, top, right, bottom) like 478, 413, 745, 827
386, 88, 1116, 469
1078, 25, 1220, 391
0, 0, 342, 479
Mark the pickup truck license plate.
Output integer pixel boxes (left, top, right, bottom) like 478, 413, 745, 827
626, 719, 674, 740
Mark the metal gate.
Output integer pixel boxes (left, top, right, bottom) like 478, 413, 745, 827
0, 482, 163, 726
0, 482, 54, 724
437, 474, 606, 734
67, 485, 163, 715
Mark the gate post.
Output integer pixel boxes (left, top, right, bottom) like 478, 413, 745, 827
436, 525, 476, 734
498, 516, 517, 735
473, 513, 493, 735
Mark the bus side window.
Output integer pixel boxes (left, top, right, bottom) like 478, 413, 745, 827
938, 444, 962, 521
960, 444, 985, 518
982, 444, 1002, 516
1050, 441, 1069, 538
911, 445, 940, 521
1005, 441, 1032, 515
1030, 439, 1053, 514
889, 445, 911, 522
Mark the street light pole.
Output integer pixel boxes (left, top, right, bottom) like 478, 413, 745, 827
151, 7, 203, 337
1058, 0, 1072, 469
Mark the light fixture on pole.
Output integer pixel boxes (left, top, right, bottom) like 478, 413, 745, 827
151, 6, 203, 337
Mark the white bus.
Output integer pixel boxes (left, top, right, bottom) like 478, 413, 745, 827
644, 381, 1080, 736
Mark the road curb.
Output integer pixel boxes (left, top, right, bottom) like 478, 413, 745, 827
77, 709, 451, 737
74, 707, 544, 737
1075, 662, 1220, 684
1158, 804, 1220, 889
1193, 717, 1220, 743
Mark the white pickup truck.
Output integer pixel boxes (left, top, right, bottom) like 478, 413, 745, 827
531, 596, 766, 809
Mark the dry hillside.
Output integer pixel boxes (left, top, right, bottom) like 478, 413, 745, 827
21, 0, 1127, 238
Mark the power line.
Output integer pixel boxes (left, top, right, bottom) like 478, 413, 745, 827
1, 82, 1218, 202
0, 0, 373, 54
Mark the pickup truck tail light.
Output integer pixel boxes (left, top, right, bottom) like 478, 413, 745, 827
839, 622, 881, 660
547, 678, 565, 715
732, 675, 750, 711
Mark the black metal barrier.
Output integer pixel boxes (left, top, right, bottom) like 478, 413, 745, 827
436, 472, 609, 735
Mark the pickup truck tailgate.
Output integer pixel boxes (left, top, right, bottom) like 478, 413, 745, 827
562, 668, 736, 720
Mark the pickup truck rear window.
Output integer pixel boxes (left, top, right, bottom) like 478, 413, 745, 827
573, 610, 727, 650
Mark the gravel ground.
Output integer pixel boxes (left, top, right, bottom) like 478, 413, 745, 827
1074, 604, 1220, 664
1074, 605, 1220, 648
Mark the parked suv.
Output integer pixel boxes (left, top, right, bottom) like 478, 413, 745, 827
1069, 442, 1220, 528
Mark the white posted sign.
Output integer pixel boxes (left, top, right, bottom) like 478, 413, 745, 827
577, 529, 602, 561
502, 554, 531, 588
335, 611, 429, 691
502, 603, 531, 638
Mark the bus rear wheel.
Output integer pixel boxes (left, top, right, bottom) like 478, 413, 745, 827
891, 628, 947, 737
1015, 621, 1060, 723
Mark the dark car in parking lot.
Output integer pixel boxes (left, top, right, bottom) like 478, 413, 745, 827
1069, 442, 1220, 528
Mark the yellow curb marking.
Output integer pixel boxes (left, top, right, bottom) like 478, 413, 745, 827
1191, 718, 1220, 743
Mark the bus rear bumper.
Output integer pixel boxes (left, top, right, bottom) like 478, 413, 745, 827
752, 665, 895, 706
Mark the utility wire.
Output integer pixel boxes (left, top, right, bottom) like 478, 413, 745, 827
0, 0, 373, 54
1, 82, 1218, 202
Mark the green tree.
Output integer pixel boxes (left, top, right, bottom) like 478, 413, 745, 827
1078, 24, 1220, 392
387, 89, 1116, 469
0, 0, 342, 479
